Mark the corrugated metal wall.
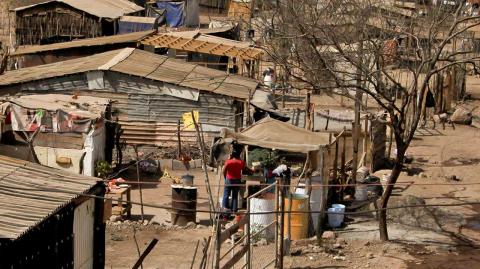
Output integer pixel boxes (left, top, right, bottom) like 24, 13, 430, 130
2, 71, 242, 146
73, 198, 95, 269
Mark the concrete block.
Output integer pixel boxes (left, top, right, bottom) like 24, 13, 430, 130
172, 160, 188, 170
194, 159, 203, 168
159, 159, 173, 171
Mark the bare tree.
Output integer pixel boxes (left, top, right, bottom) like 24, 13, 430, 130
253, 0, 480, 240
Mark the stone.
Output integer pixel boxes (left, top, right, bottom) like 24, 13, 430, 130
419, 172, 428, 179
308, 256, 316, 261
143, 219, 149, 226
367, 253, 375, 259
450, 107, 472, 125
336, 238, 347, 245
364, 241, 371, 246
111, 234, 123, 241
258, 238, 268, 246
110, 215, 122, 222
333, 255, 345, 261
333, 243, 342, 249
321, 231, 336, 239
186, 222, 197, 229
196, 224, 207, 229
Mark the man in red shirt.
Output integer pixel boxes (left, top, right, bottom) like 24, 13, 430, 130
222, 149, 253, 215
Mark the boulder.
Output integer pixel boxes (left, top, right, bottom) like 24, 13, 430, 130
450, 107, 472, 125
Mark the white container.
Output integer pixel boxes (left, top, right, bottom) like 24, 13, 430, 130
250, 196, 276, 239
328, 204, 345, 228
327, 208, 342, 228
355, 185, 368, 201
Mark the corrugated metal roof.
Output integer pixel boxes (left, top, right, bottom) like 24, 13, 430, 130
0, 48, 258, 99
0, 156, 100, 239
12, 30, 155, 56
12, 0, 144, 19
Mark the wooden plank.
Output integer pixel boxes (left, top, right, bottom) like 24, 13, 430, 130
219, 215, 249, 243
221, 244, 248, 269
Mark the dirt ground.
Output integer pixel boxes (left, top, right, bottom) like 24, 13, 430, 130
104, 75, 480, 268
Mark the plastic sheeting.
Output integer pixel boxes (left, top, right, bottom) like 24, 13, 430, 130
156, 1, 185, 27
220, 117, 330, 153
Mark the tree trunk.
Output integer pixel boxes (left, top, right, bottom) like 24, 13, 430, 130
378, 144, 405, 241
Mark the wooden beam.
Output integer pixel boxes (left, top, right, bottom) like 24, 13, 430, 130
221, 244, 249, 269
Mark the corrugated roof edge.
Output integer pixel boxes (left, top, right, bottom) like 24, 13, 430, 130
11, 0, 144, 19
12, 30, 155, 56
14, 181, 104, 241
0, 156, 103, 240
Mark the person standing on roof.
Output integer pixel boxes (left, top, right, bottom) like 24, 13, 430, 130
222, 147, 254, 217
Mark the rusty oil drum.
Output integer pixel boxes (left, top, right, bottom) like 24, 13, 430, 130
171, 185, 197, 226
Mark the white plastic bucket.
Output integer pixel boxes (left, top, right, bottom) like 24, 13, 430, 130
327, 207, 343, 228
355, 185, 368, 201
250, 196, 275, 239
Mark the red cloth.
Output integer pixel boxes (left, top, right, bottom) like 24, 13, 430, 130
224, 158, 245, 180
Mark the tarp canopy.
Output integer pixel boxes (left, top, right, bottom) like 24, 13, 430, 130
220, 117, 330, 153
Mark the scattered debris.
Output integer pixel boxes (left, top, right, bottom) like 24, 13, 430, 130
322, 231, 337, 239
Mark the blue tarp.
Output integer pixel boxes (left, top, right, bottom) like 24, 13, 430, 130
156, 1, 184, 27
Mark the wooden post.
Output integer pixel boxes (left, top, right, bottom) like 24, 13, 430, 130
245, 199, 251, 269
190, 240, 200, 269
325, 109, 330, 131
311, 105, 315, 132
305, 92, 311, 130
341, 127, 347, 185
278, 178, 285, 269
133, 145, 145, 221
286, 193, 292, 256
316, 147, 329, 242
247, 89, 252, 126
177, 119, 182, 159
387, 126, 393, 159
362, 116, 369, 167
333, 137, 339, 182
275, 179, 279, 268
351, 121, 359, 173
215, 220, 221, 269
191, 111, 215, 223
282, 87, 286, 109
132, 239, 159, 269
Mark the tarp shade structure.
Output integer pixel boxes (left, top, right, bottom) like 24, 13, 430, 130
157, 1, 185, 27
220, 117, 330, 153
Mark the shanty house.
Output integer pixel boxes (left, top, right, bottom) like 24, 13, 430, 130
12, 0, 144, 45
0, 94, 111, 176
0, 156, 106, 268
10, 30, 155, 68
0, 48, 259, 149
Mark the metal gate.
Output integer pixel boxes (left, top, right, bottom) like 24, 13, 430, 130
73, 198, 95, 269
